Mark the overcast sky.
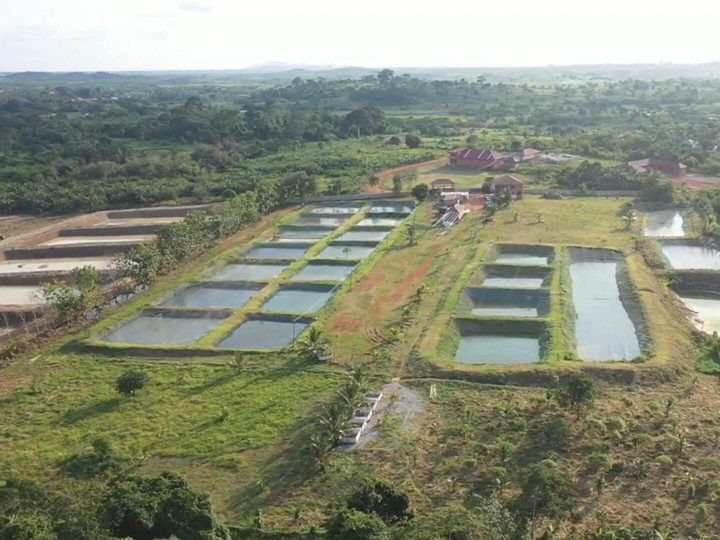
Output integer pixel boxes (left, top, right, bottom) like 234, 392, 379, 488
2, 0, 720, 71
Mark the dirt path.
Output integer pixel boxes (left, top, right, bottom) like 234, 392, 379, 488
370, 157, 446, 191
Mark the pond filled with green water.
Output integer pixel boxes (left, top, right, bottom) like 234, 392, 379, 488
261, 288, 334, 313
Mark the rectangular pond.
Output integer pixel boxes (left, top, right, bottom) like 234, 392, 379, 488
105, 313, 223, 345
679, 296, 720, 334
0, 285, 43, 305
316, 244, 376, 260
243, 244, 311, 260
358, 217, 403, 227
276, 227, 332, 240
659, 241, 720, 270
644, 209, 685, 237
495, 253, 549, 266
261, 284, 335, 313
218, 318, 309, 349
481, 277, 544, 289
159, 283, 261, 309
456, 335, 541, 364
369, 203, 413, 214
294, 215, 348, 227
206, 262, 287, 281
42, 235, 154, 246
291, 262, 357, 281
569, 249, 641, 360
0, 258, 114, 275
465, 288, 548, 318
336, 229, 391, 242
309, 205, 361, 214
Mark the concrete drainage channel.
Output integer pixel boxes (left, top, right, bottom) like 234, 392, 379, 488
90, 201, 415, 354
450, 242, 650, 365
0, 204, 208, 340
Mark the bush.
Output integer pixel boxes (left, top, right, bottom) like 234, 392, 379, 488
347, 478, 413, 523
655, 454, 673, 468
555, 373, 596, 415
511, 460, 574, 533
115, 370, 148, 397
411, 183, 429, 201
100, 472, 229, 539
605, 416, 626, 432
326, 509, 387, 540
541, 415, 572, 450
587, 452, 611, 471
405, 134, 422, 148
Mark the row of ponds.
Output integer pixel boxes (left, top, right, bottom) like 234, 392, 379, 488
645, 208, 720, 334
102, 202, 412, 350
454, 244, 645, 364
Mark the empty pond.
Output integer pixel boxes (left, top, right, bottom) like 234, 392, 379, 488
358, 218, 403, 226
218, 319, 308, 349
207, 263, 287, 280
456, 335, 540, 364
337, 229, 390, 242
106, 313, 222, 345
569, 251, 641, 360
0, 286, 43, 305
159, 284, 260, 309
679, 296, 720, 334
261, 286, 334, 313
316, 244, 376, 259
43, 235, 154, 246
0, 258, 114, 275
495, 253, 549, 266
291, 263, 356, 281
644, 209, 685, 237
243, 244, 310, 259
659, 242, 720, 270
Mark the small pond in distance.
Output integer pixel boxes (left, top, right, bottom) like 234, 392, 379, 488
218, 319, 308, 349
455, 335, 540, 364
106, 314, 221, 345
644, 210, 685, 237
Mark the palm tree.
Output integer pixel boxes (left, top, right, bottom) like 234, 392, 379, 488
318, 403, 350, 446
299, 326, 327, 358
620, 205, 637, 230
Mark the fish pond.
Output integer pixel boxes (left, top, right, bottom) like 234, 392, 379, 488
261, 284, 335, 313
658, 240, 720, 270
309, 205, 361, 214
679, 296, 720, 334
106, 312, 223, 345
568, 248, 641, 361
453, 319, 544, 365
644, 209, 685, 237
358, 217, 403, 227
206, 262, 288, 281
316, 244, 376, 260
464, 288, 548, 318
243, 244, 311, 260
291, 262, 356, 281
336, 229, 391, 242
218, 318, 309, 349
159, 283, 262, 309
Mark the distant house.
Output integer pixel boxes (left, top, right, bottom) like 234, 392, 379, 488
516, 148, 543, 161
493, 175, 524, 198
437, 191, 469, 209
628, 158, 687, 177
431, 178, 456, 191
449, 148, 517, 170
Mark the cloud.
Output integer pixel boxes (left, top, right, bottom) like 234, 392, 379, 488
179, 1, 213, 13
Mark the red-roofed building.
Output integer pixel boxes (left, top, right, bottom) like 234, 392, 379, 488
449, 148, 517, 170
627, 158, 687, 177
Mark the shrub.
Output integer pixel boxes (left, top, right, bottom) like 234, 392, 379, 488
698, 456, 720, 470
584, 418, 607, 434
511, 460, 574, 535
587, 452, 612, 471
655, 454, 673, 468
405, 134, 422, 148
347, 478, 413, 523
554, 373, 595, 415
115, 370, 148, 397
411, 183, 429, 201
326, 509, 387, 540
541, 415, 572, 450
605, 416, 626, 432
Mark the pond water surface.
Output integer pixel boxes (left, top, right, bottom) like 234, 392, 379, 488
316, 245, 375, 259
291, 263, 356, 281
219, 319, 308, 349
495, 253, 548, 266
295, 216, 348, 227
106, 314, 221, 345
337, 229, 390, 242
207, 263, 287, 280
358, 218, 403, 226
481, 277, 544, 289
261, 288, 334, 313
679, 296, 720, 333
369, 204, 413, 214
570, 260, 641, 360
160, 285, 258, 309
309, 206, 361, 214
455, 335, 540, 364
244, 245, 309, 259
659, 243, 720, 270
644, 210, 685, 237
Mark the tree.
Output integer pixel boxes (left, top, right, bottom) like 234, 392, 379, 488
347, 478, 413, 523
511, 460, 574, 539
387, 136, 401, 146
100, 472, 229, 539
341, 107, 387, 136
411, 183, 429, 201
40, 265, 103, 323
403, 221, 419, 246
555, 373, 596, 416
405, 134, 422, 148
299, 326, 329, 359
620, 204, 637, 230
326, 509, 387, 540
392, 175, 403, 194
115, 369, 148, 397
466, 134, 480, 146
